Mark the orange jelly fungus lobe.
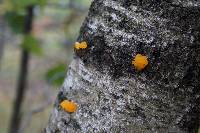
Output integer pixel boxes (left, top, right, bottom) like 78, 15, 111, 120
132, 54, 148, 71
74, 41, 87, 50
60, 100, 78, 113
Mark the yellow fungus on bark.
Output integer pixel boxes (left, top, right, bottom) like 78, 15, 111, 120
74, 41, 88, 50
60, 100, 78, 113
132, 54, 148, 71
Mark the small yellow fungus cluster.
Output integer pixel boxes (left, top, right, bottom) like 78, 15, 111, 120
132, 54, 148, 71
74, 41, 88, 50
60, 100, 78, 113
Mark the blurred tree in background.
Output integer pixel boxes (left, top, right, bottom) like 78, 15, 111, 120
0, 15, 6, 69
0, 0, 91, 132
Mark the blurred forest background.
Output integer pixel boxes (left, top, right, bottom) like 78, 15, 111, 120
0, 0, 91, 132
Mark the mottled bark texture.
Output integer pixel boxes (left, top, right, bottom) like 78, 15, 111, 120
46, 0, 200, 132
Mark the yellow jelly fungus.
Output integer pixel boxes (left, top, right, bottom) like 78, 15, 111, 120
74, 41, 87, 50
132, 54, 148, 71
60, 100, 78, 113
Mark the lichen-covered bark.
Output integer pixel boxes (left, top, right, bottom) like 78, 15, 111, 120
46, 0, 200, 132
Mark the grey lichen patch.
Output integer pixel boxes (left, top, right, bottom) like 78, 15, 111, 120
171, 0, 200, 7
47, 0, 200, 132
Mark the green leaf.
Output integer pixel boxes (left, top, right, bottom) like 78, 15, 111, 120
4, 11, 25, 33
10, 0, 47, 9
37, 0, 47, 7
45, 64, 66, 86
21, 35, 43, 55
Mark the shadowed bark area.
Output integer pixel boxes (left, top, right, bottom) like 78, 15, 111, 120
46, 0, 200, 132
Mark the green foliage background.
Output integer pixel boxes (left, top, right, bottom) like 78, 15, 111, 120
0, 0, 90, 132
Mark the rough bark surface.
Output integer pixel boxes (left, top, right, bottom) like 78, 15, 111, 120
46, 0, 200, 132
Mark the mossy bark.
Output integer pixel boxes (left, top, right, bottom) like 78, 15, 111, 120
46, 0, 200, 132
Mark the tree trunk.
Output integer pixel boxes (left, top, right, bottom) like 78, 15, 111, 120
9, 6, 34, 133
46, 0, 200, 132
0, 16, 6, 69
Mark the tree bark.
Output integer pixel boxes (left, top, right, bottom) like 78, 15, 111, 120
46, 0, 200, 132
